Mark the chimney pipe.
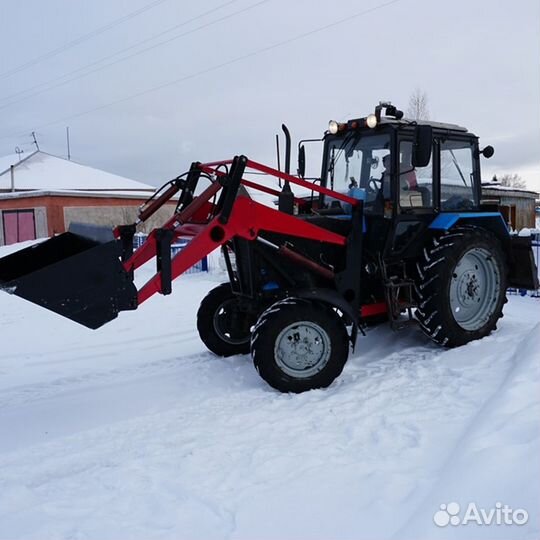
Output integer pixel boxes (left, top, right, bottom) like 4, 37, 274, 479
10, 165, 15, 192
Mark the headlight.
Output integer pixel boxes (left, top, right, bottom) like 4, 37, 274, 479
366, 114, 377, 128
328, 120, 339, 134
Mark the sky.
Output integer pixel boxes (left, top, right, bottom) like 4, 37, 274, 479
0, 0, 538, 192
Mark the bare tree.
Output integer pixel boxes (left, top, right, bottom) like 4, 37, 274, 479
407, 88, 430, 120
499, 173, 526, 189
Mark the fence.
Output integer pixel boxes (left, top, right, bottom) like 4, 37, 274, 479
133, 234, 209, 274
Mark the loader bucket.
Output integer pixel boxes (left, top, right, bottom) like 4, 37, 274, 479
0, 232, 138, 329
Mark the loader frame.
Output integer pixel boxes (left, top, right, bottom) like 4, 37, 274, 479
117, 154, 384, 326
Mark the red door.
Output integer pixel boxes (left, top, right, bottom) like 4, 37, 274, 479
3, 210, 36, 245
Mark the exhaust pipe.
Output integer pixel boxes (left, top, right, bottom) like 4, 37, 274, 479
278, 124, 294, 214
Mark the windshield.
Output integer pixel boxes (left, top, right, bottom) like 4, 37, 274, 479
325, 133, 390, 207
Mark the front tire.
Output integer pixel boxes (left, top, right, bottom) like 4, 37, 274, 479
197, 283, 256, 357
415, 227, 507, 347
251, 298, 349, 393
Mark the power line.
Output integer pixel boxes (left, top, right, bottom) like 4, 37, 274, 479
0, 0, 406, 143
0, 0, 261, 111
0, 0, 240, 106
0, 0, 170, 81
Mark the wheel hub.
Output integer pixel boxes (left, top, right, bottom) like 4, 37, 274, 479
275, 321, 331, 378
449, 247, 501, 331
213, 299, 252, 345
457, 271, 480, 304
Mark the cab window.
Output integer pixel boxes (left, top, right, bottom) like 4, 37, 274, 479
325, 133, 390, 213
398, 141, 433, 209
440, 140, 477, 210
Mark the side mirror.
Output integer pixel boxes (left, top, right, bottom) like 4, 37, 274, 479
481, 145, 494, 159
412, 125, 432, 168
298, 145, 306, 178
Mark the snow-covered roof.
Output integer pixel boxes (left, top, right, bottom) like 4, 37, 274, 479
379, 117, 468, 132
481, 183, 539, 198
0, 153, 26, 174
0, 151, 153, 192
0, 189, 160, 201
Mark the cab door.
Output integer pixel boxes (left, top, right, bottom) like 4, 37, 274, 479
386, 137, 437, 259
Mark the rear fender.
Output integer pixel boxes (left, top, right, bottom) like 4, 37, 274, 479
429, 212, 509, 240
429, 212, 539, 290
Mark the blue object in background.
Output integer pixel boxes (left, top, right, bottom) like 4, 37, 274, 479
262, 281, 280, 291
133, 235, 209, 274
343, 187, 366, 215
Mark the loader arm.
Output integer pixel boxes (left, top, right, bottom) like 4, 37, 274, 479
0, 154, 361, 329
122, 155, 358, 305
137, 195, 348, 304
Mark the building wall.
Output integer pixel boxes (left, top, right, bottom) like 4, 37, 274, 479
0, 195, 177, 245
35, 207, 48, 237
500, 197, 536, 230
63, 205, 177, 233
482, 189, 537, 230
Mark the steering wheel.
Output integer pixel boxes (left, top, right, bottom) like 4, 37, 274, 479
367, 177, 382, 197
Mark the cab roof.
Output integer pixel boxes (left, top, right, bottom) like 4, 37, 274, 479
379, 117, 469, 133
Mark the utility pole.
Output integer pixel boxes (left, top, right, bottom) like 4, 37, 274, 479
66, 126, 71, 160
31, 131, 40, 151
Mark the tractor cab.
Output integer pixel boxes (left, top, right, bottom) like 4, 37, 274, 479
317, 102, 483, 217
311, 102, 491, 263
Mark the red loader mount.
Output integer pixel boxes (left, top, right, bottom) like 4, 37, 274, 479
0, 103, 538, 393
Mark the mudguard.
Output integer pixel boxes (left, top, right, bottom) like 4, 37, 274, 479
429, 212, 538, 290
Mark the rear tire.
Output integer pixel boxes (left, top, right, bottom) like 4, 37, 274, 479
415, 227, 507, 347
197, 283, 255, 357
251, 298, 349, 393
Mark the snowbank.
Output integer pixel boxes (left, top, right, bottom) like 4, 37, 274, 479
0, 241, 538, 540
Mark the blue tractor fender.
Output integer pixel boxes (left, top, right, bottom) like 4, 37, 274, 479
428, 212, 509, 241
428, 212, 539, 290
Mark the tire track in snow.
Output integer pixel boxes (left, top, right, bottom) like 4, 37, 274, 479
0, 347, 218, 410
0, 326, 534, 539
391, 323, 540, 539
1, 328, 198, 364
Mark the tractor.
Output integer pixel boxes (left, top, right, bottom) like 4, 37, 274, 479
0, 102, 538, 393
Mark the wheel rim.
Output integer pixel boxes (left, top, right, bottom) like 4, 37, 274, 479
449, 247, 501, 331
274, 321, 331, 378
213, 300, 251, 345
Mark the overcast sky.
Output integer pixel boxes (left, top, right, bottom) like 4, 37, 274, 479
0, 0, 538, 192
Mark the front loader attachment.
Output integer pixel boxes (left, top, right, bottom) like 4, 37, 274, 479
0, 155, 361, 331
0, 231, 137, 329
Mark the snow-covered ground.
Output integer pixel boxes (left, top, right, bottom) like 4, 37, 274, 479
0, 241, 539, 540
